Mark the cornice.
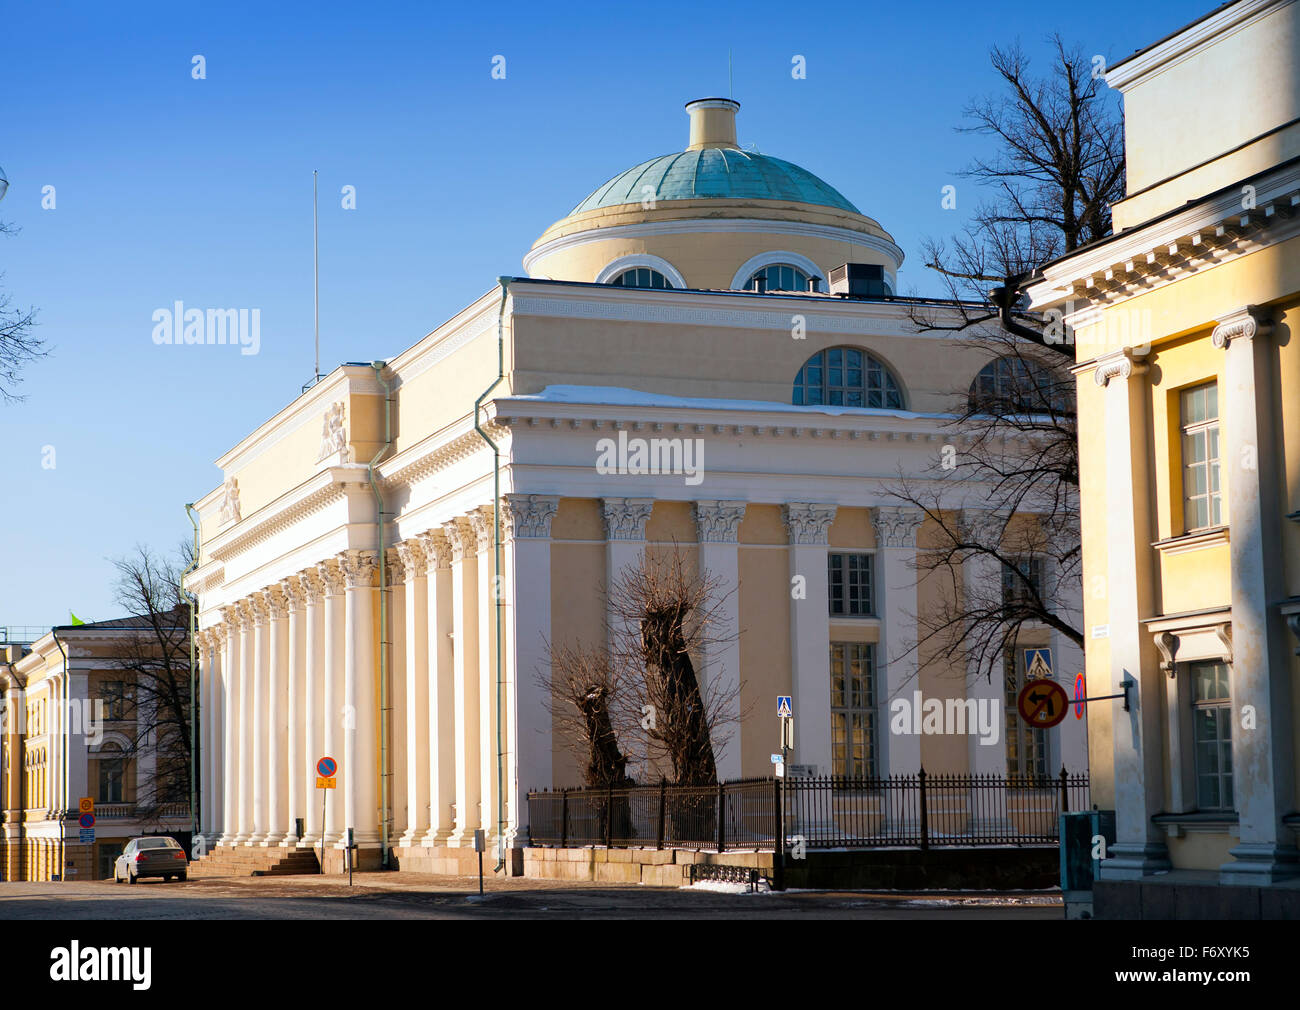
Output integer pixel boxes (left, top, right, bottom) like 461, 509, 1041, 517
378, 422, 509, 492
1027, 165, 1300, 311
205, 466, 358, 564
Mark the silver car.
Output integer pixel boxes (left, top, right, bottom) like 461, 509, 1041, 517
113, 836, 189, 883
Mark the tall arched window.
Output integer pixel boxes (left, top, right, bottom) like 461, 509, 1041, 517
748, 264, 811, 292
609, 267, 673, 289
793, 347, 905, 408
968, 355, 1072, 415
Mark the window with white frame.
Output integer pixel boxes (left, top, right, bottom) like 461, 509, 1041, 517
1001, 556, 1045, 619
829, 642, 877, 778
1190, 659, 1233, 810
828, 552, 874, 616
1180, 383, 1222, 531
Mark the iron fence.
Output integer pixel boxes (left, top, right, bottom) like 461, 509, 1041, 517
528, 769, 1088, 851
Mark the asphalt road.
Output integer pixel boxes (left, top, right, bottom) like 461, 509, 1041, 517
0, 875, 1063, 920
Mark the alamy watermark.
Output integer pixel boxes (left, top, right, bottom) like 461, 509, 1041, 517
595, 430, 704, 486
151, 302, 261, 355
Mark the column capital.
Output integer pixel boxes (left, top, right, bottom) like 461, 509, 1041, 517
394, 539, 427, 580
782, 502, 837, 546
466, 506, 499, 553
872, 506, 925, 549
317, 558, 346, 596
280, 576, 306, 611
1093, 347, 1149, 387
419, 528, 453, 569
502, 494, 560, 540
263, 584, 289, 620
222, 603, 248, 632
246, 592, 270, 624
385, 546, 405, 584
339, 549, 377, 589
957, 508, 1004, 545
297, 568, 325, 604
601, 497, 654, 541
693, 500, 747, 544
1211, 304, 1273, 349
443, 518, 476, 563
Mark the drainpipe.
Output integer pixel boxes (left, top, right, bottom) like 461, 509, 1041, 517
4, 659, 27, 881
474, 277, 510, 873
51, 629, 68, 882
367, 361, 395, 869
183, 505, 201, 847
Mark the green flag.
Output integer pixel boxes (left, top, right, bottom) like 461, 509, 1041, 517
69, 611, 86, 626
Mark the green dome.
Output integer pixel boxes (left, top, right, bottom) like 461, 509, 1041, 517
571, 148, 861, 215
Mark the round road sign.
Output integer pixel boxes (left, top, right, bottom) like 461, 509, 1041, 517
316, 756, 337, 778
1017, 678, 1069, 729
1074, 673, 1087, 719
78, 812, 95, 829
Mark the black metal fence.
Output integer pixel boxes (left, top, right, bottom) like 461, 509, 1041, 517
528, 769, 1088, 851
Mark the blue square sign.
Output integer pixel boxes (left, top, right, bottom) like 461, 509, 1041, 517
777, 696, 793, 718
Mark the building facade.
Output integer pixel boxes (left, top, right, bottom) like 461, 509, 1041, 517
0, 617, 191, 882
185, 98, 1086, 872
1026, 0, 1300, 909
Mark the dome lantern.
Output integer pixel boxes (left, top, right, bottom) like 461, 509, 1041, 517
685, 97, 740, 151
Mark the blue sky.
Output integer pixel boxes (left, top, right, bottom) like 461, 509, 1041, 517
0, 0, 1207, 628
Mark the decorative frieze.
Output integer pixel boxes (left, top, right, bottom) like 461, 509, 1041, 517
317, 401, 349, 464
873, 506, 925, 549
781, 503, 837, 546
502, 494, 560, 540
601, 497, 654, 541
693, 500, 747, 544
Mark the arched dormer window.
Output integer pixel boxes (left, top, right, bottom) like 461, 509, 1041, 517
748, 264, 811, 292
609, 267, 673, 289
793, 347, 905, 409
968, 354, 1072, 415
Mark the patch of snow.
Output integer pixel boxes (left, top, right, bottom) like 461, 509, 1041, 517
681, 879, 772, 895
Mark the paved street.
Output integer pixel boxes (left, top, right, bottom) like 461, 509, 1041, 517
0, 874, 1064, 920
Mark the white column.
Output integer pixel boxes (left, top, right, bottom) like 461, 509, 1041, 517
601, 497, 654, 651
874, 506, 925, 778
236, 600, 254, 844
65, 672, 89, 823
446, 518, 481, 845
219, 608, 240, 845
199, 628, 222, 847
960, 510, 1007, 779
1212, 307, 1299, 883
299, 570, 325, 847
264, 586, 288, 846
783, 503, 837, 776
248, 592, 271, 844
281, 577, 305, 846
420, 530, 456, 845
470, 507, 506, 848
1094, 348, 1168, 878
501, 494, 559, 847
319, 560, 345, 846
694, 500, 747, 781
395, 539, 429, 847
340, 550, 379, 850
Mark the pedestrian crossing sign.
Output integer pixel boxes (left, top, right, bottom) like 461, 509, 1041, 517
777, 696, 793, 718
1024, 649, 1053, 680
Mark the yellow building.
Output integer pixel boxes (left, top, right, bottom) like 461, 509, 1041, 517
0, 617, 191, 882
1026, 0, 1300, 914
184, 96, 1087, 875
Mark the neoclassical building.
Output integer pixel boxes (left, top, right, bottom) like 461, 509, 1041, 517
185, 97, 1085, 873
1025, 0, 1300, 913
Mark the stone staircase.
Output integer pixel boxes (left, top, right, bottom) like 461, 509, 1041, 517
189, 844, 321, 878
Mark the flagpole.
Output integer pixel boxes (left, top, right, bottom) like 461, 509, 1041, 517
313, 169, 320, 382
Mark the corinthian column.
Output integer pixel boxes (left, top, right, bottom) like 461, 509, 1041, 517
339, 549, 379, 852
237, 600, 256, 845
873, 506, 925, 778
318, 559, 345, 846
420, 529, 455, 845
444, 517, 480, 845
281, 577, 306, 846
469, 507, 504, 848
395, 538, 429, 847
783, 503, 837, 776
248, 591, 272, 844
694, 500, 747, 781
219, 607, 241, 846
299, 569, 325, 847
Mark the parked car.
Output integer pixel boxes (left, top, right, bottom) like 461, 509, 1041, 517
113, 836, 188, 883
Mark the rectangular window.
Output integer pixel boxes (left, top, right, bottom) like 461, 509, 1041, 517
828, 553, 874, 616
98, 755, 124, 803
1001, 557, 1044, 617
1190, 660, 1233, 810
1181, 383, 1222, 531
101, 681, 127, 721
829, 642, 877, 777
1004, 649, 1048, 778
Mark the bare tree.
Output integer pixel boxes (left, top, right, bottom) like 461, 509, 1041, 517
886, 36, 1116, 685
539, 640, 634, 789
108, 543, 194, 821
0, 218, 45, 402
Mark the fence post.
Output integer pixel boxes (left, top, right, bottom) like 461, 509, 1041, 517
918, 768, 929, 851
773, 776, 785, 892
656, 778, 666, 850
716, 781, 726, 853
605, 782, 614, 848
560, 789, 568, 848
1059, 766, 1069, 815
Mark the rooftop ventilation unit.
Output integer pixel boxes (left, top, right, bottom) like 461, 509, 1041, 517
829, 263, 888, 298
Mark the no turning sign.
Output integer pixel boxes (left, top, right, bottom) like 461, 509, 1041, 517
1017, 679, 1069, 729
